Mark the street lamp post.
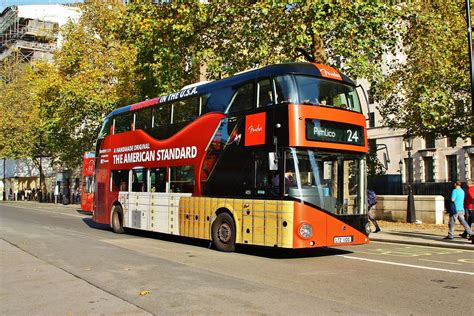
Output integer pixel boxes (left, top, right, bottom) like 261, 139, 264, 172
2, 159, 5, 201
404, 137, 416, 223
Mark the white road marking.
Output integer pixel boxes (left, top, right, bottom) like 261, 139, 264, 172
418, 259, 462, 265
371, 241, 471, 252
341, 255, 474, 276
1, 203, 85, 218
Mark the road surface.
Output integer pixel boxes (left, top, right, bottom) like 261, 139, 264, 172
1, 202, 473, 315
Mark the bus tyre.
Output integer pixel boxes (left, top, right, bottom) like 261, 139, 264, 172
112, 206, 124, 234
212, 213, 236, 252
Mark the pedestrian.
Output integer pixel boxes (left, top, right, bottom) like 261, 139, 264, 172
367, 189, 381, 233
460, 180, 474, 239
75, 186, 80, 204
444, 181, 474, 243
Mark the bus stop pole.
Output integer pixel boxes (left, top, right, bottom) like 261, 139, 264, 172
467, 0, 474, 116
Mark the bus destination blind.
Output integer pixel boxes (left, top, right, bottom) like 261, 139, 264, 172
306, 119, 364, 146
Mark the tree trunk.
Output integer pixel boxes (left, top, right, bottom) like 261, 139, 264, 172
310, 32, 328, 64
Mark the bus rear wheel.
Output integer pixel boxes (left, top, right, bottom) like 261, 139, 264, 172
112, 206, 124, 234
212, 213, 236, 252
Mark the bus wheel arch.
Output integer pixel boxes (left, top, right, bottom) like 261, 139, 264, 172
211, 208, 236, 252
110, 202, 124, 234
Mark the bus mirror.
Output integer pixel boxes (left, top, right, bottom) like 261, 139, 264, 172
269, 152, 278, 170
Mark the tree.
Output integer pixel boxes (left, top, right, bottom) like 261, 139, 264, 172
119, 2, 209, 97
121, 1, 402, 97
1, 1, 139, 172
375, 0, 472, 138
48, 0, 139, 167
0, 62, 57, 193
367, 149, 387, 176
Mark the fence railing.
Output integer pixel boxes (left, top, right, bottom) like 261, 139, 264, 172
368, 175, 462, 198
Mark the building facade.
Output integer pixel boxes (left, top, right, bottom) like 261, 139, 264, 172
359, 78, 473, 184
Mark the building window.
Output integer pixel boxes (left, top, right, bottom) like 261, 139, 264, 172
446, 155, 458, 182
423, 157, 434, 182
368, 139, 376, 153
368, 112, 375, 128
368, 88, 375, 104
424, 135, 436, 149
446, 136, 457, 148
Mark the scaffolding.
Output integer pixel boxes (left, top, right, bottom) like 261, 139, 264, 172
0, 5, 76, 82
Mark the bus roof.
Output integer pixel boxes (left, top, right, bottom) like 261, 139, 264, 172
106, 62, 355, 119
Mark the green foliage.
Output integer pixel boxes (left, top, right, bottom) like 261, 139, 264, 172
0, 0, 407, 171
121, 1, 401, 97
375, 0, 472, 138
367, 149, 387, 176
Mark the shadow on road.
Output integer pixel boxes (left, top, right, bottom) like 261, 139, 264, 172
76, 210, 92, 215
82, 217, 111, 231
83, 219, 353, 259
235, 245, 352, 259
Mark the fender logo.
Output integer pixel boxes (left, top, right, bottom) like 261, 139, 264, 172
248, 124, 262, 134
320, 68, 341, 79
316, 64, 342, 80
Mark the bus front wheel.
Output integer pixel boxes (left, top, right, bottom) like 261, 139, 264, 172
112, 206, 124, 234
212, 212, 236, 252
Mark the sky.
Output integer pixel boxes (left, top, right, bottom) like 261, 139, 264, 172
0, 0, 83, 12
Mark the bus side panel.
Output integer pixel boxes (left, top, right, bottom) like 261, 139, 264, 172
292, 202, 368, 248
178, 197, 294, 248
293, 202, 328, 248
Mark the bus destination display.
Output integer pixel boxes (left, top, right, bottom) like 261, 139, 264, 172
306, 119, 364, 146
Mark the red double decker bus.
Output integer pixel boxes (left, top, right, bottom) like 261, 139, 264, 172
80, 152, 95, 212
93, 62, 369, 251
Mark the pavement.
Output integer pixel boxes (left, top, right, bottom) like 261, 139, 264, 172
2, 200, 473, 250
369, 220, 473, 250
0, 239, 151, 315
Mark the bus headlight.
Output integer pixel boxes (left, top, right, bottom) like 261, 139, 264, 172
298, 223, 313, 239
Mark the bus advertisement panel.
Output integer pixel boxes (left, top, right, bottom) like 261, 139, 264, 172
81, 152, 95, 212
93, 62, 370, 252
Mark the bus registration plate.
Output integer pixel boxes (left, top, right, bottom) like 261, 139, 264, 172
333, 236, 353, 244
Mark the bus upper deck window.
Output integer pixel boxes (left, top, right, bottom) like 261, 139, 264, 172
172, 97, 199, 124
99, 118, 112, 138
294, 75, 362, 113
135, 107, 153, 130
273, 75, 296, 104
257, 79, 273, 107
114, 113, 133, 134
226, 83, 254, 115
153, 104, 171, 127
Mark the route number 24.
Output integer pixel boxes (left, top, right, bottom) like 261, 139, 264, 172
346, 130, 359, 143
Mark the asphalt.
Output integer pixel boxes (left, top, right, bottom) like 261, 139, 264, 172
1, 200, 472, 315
